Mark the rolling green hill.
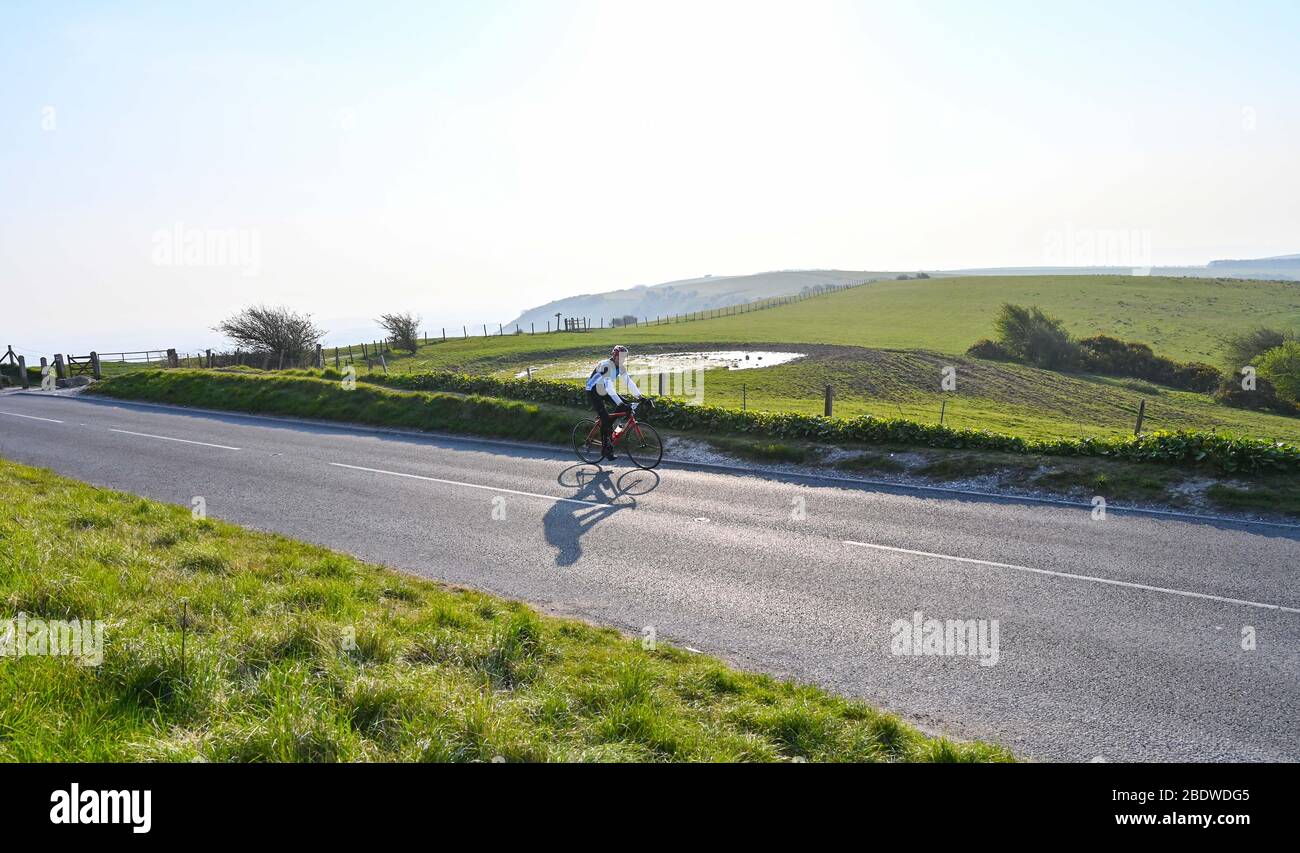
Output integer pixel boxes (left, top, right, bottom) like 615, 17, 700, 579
505, 269, 895, 328
392, 274, 1300, 367
326, 274, 1300, 443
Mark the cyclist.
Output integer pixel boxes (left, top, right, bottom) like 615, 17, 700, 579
585, 344, 641, 461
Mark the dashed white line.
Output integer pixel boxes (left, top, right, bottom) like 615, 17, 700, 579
108, 429, 240, 451
842, 539, 1300, 614
328, 462, 604, 507
0, 410, 63, 424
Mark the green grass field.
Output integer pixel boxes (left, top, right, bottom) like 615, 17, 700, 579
0, 458, 1009, 762
319, 274, 1300, 443
371, 274, 1300, 369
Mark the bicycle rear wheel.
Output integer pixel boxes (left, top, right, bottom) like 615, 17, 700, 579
624, 422, 663, 469
572, 418, 604, 464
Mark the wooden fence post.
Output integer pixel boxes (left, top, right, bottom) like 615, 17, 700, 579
54, 354, 66, 379
167, 348, 178, 368
17, 355, 29, 389
824, 384, 834, 418
205, 349, 213, 369
658, 372, 665, 395
1134, 399, 1146, 435
90, 351, 101, 379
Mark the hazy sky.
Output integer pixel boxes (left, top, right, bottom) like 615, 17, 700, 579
3, 0, 1298, 354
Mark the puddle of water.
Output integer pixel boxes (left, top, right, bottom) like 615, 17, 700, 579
513, 350, 805, 379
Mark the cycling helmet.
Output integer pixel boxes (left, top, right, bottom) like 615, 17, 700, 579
610, 345, 628, 367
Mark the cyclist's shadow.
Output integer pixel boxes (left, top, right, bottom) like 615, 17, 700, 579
544, 463, 659, 567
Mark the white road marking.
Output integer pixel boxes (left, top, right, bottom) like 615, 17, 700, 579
0, 410, 63, 424
329, 462, 605, 507
842, 539, 1300, 615
108, 428, 240, 451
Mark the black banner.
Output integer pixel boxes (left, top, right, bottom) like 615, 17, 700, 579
4, 762, 1283, 838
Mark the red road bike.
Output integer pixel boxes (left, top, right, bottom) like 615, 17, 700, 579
572, 399, 663, 469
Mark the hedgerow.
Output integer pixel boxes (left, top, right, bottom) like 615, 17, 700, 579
371, 370, 1300, 474
88, 370, 576, 446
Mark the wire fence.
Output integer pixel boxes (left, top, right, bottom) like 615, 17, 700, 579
17, 280, 872, 381
412, 280, 869, 342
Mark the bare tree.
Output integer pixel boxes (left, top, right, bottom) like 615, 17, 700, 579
214, 305, 325, 367
377, 311, 422, 352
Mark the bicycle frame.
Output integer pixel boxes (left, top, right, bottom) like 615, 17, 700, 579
585, 409, 644, 447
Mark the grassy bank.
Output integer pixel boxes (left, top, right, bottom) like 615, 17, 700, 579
475, 344, 1300, 443
85, 368, 578, 446
88, 368, 1300, 481
688, 434, 1300, 517
0, 458, 1008, 762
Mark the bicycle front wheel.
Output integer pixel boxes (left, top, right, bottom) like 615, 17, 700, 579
572, 418, 604, 464
624, 422, 663, 469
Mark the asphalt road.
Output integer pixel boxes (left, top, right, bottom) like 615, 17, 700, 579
2, 390, 1297, 761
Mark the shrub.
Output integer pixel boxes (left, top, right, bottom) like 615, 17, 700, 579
1076, 335, 1222, 392
377, 312, 422, 353
1169, 361, 1223, 393
1222, 327, 1296, 373
993, 304, 1080, 369
965, 338, 1014, 361
214, 305, 326, 365
1212, 375, 1298, 416
1257, 341, 1300, 403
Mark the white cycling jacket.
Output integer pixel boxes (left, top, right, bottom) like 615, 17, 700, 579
585, 358, 640, 405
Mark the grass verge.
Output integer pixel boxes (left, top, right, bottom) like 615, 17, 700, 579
86, 369, 577, 446
0, 457, 1009, 762
1205, 480, 1300, 517
704, 436, 817, 464
87, 369, 1300, 517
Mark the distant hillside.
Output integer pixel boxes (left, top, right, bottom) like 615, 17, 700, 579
1207, 253, 1300, 272
950, 259, 1300, 280
506, 270, 905, 328
507, 252, 1300, 329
